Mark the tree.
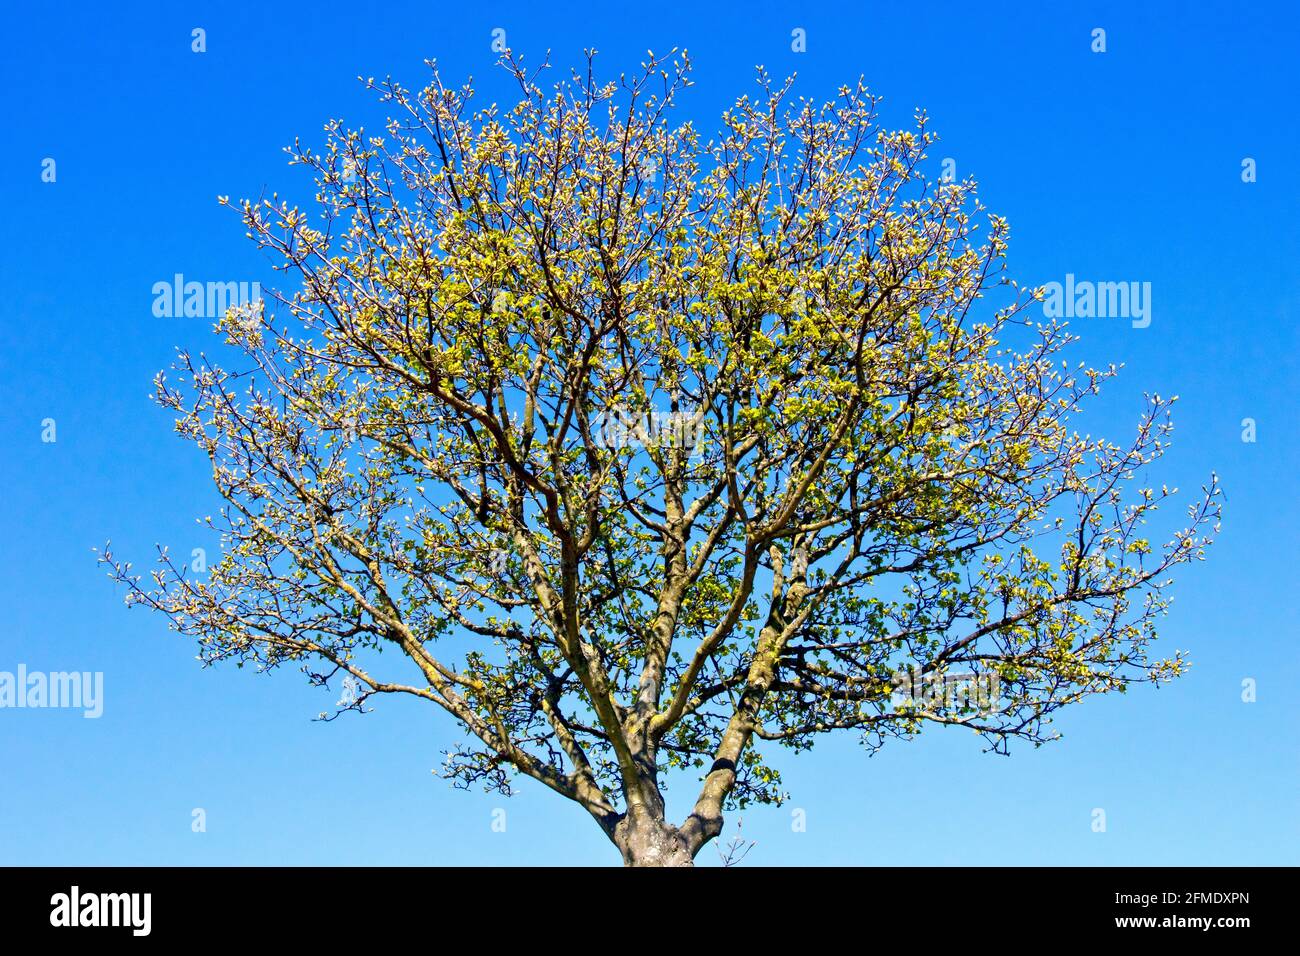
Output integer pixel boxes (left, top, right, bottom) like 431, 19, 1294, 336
103, 50, 1221, 866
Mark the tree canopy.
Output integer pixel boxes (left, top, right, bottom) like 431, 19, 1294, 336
104, 51, 1220, 866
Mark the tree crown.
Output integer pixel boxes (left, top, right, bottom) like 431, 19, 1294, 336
104, 50, 1220, 863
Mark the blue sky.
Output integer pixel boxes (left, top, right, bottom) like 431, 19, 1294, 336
1, 0, 1296, 866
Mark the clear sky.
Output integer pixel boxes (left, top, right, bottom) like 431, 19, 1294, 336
1, 0, 1296, 866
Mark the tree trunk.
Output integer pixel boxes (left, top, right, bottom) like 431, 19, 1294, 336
614, 812, 695, 867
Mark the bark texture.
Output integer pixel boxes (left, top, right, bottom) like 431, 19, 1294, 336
614, 813, 694, 867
